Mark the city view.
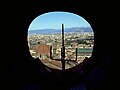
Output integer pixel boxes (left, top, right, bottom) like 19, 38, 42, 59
28, 11, 94, 70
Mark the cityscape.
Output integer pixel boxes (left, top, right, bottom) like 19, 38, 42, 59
27, 11, 94, 70
28, 29, 94, 70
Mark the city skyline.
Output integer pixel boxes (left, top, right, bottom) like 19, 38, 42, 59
28, 11, 92, 31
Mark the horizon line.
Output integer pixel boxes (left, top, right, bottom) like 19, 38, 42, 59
28, 26, 92, 31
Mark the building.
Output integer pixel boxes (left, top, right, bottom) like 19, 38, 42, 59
36, 44, 51, 59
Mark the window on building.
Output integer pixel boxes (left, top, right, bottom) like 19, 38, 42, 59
27, 11, 94, 70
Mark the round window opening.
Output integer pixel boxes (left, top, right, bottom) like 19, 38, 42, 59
28, 11, 94, 70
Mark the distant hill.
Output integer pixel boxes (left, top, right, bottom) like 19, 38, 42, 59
28, 27, 93, 34
64, 27, 93, 33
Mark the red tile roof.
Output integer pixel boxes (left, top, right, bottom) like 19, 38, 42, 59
36, 44, 50, 54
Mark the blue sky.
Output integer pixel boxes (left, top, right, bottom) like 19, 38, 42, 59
28, 11, 91, 31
